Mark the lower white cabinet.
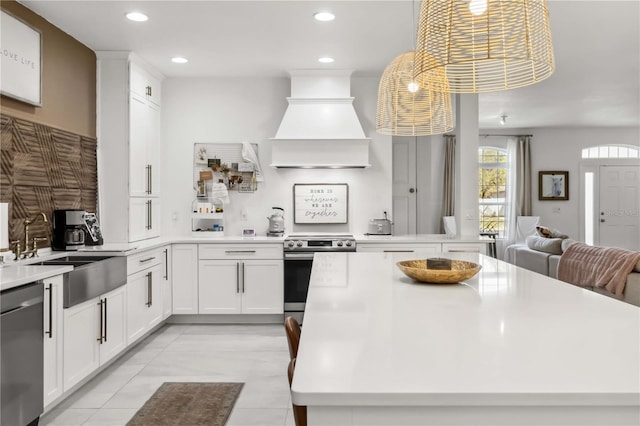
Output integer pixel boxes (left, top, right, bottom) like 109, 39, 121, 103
357, 243, 441, 253
162, 246, 172, 319
43, 275, 64, 407
127, 263, 163, 344
358, 242, 488, 255
198, 259, 283, 314
172, 244, 199, 314
63, 285, 127, 392
442, 242, 487, 255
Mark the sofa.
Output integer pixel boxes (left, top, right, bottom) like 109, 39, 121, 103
505, 236, 640, 307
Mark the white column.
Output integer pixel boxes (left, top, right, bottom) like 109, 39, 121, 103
455, 94, 479, 236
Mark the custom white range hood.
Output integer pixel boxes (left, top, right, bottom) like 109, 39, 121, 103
270, 70, 371, 168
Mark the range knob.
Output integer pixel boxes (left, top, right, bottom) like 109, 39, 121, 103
296, 241, 303, 247
287, 241, 294, 248
346, 241, 352, 247
337, 241, 344, 247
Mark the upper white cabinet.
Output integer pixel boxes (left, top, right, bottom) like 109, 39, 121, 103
97, 51, 163, 243
129, 92, 160, 197
129, 62, 162, 106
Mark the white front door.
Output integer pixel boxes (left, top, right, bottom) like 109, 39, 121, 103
598, 165, 640, 250
392, 137, 417, 235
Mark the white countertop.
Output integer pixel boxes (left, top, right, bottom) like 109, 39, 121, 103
0, 234, 488, 292
292, 252, 640, 407
0, 265, 73, 291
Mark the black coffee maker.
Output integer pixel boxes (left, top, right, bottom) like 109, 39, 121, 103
52, 210, 86, 250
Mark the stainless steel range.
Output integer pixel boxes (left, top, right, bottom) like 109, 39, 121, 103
284, 234, 356, 323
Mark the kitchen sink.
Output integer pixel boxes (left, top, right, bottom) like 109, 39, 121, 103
38, 255, 127, 308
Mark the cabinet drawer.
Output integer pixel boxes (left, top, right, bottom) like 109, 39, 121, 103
198, 244, 282, 260
127, 247, 163, 275
442, 243, 487, 255
357, 243, 441, 253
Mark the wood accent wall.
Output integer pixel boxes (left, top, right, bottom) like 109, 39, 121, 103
0, 114, 97, 248
0, 1, 97, 138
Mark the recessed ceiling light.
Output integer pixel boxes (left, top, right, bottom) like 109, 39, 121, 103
126, 12, 148, 22
318, 57, 334, 64
314, 12, 335, 22
171, 57, 188, 64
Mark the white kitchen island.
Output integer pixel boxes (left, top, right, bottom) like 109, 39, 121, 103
291, 252, 640, 426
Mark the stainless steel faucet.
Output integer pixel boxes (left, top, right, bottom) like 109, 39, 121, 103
13, 212, 49, 259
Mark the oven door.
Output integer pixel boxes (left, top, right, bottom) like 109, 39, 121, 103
283, 252, 313, 321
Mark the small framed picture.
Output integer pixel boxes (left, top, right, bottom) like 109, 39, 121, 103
538, 171, 569, 201
242, 228, 256, 238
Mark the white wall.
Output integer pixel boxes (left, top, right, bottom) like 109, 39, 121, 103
160, 75, 639, 240
161, 76, 392, 237
480, 127, 640, 240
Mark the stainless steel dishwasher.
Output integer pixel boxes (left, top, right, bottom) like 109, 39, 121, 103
1, 281, 44, 426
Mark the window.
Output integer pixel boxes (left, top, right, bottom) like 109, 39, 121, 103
582, 144, 639, 159
478, 147, 508, 237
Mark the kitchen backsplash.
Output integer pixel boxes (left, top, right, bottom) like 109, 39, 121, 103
0, 114, 97, 248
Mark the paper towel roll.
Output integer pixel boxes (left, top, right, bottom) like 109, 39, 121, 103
0, 203, 8, 249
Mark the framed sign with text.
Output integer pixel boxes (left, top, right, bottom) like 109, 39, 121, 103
293, 183, 348, 224
0, 10, 42, 106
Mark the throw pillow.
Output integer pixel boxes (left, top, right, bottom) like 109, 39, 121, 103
536, 225, 568, 239
526, 235, 564, 255
561, 238, 578, 252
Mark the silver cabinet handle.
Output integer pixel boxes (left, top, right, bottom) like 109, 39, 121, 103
241, 262, 245, 293
139, 256, 156, 264
146, 165, 151, 194
149, 164, 153, 194
146, 272, 152, 307
97, 299, 104, 343
45, 283, 53, 338
163, 249, 168, 280
225, 250, 256, 254
146, 200, 152, 230
236, 262, 240, 293
383, 250, 414, 253
145, 200, 150, 230
104, 297, 108, 342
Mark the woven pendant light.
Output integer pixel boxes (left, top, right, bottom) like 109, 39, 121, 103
376, 51, 454, 136
415, 0, 555, 93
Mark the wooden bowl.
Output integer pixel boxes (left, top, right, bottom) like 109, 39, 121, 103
396, 259, 482, 284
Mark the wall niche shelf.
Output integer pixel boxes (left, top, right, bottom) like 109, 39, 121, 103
191, 197, 224, 237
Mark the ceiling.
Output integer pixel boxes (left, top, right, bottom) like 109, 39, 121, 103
18, 0, 640, 129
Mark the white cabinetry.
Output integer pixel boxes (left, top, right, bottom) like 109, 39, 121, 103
357, 241, 488, 255
129, 92, 160, 197
198, 244, 283, 315
129, 198, 161, 242
43, 275, 63, 407
63, 285, 127, 392
442, 242, 487, 255
127, 248, 164, 344
172, 244, 199, 314
130, 61, 162, 106
357, 243, 441, 253
162, 245, 172, 319
97, 51, 163, 243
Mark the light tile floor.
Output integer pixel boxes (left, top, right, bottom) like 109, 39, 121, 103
40, 324, 295, 426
